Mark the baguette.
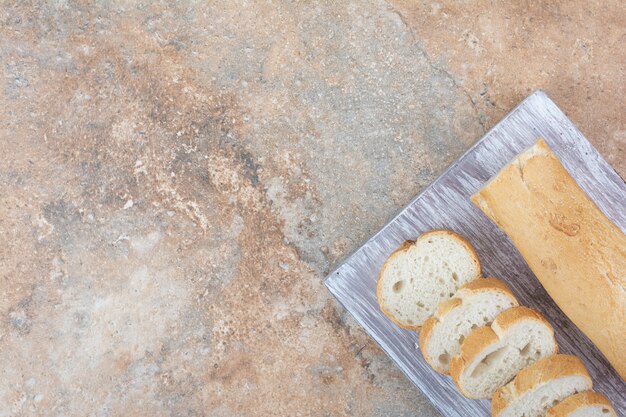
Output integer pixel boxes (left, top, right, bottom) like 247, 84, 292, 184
471, 138, 626, 379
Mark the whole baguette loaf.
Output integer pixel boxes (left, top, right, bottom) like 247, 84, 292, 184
471, 138, 626, 379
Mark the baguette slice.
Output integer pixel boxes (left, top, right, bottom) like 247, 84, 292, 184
377, 230, 481, 329
471, 138, 626, 379
420, 277, 518, 374
546, 391, 616, 417
492, 354, 593, 417
450, 306, 557, 399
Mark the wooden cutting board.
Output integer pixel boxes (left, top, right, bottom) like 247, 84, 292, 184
324, 90, 626, 416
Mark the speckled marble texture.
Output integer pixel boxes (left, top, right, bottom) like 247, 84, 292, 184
0, 1, 623, 416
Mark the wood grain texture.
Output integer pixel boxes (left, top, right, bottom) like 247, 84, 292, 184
324, 90, 626, 417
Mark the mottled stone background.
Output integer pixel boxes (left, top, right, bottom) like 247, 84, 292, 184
0, 1, 624, 416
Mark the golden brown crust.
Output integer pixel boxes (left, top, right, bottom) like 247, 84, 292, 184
472, 138, 626, 379
436, 297, 463, 318
492, 306, 555, 338
546, 391, 615, 417
418, 316, 439, 369
459, 277, 514, 295
376, 229, 482, 330
449, 326, 498, 395
492, 355, 592, 417
418, 317, 437, 349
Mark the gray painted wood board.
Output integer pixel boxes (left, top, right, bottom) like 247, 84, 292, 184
324, 90, 626, 417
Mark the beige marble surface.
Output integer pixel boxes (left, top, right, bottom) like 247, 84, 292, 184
0, 1, 623, 416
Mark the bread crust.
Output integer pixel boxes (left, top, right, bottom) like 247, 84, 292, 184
449, 306, 557, 397
491, 306, 554, 334
418, 316, 439, 356
420, 277, 518, 374
471, 138, 626, 379
376, 230, 481, 330
459, 276, 515, 295
449, 326, 499, 396
435, 296, 463, 318
492, 354, 592, 417
546, 391, 615, 417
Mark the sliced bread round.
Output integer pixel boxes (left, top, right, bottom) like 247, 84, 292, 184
492, 354, 593, 417
546, 391, 616, 417
376, 230, 481, 330
449, 306, 557, 399
419, 277, 518, 374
